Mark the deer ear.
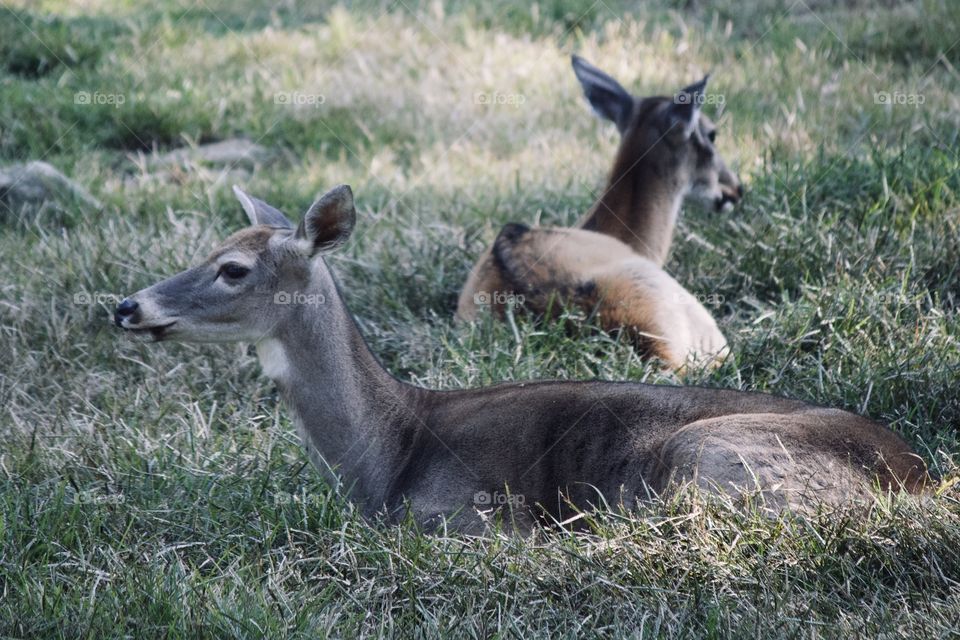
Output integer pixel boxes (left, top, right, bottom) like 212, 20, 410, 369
668, 75, 709, 139
294, 185, 356, 255
232, 185, 294, 229
571, 55, 635, 134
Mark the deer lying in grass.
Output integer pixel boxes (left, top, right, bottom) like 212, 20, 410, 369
115, 184, 931, 533
457, 56, 743, 369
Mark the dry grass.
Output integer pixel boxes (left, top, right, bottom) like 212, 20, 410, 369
1, 0, 959, 637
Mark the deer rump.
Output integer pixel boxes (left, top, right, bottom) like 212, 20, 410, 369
480, 223, 729, 370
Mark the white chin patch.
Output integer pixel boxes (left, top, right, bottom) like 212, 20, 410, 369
256, 338, 290, 381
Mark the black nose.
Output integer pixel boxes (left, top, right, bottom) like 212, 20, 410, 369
114, 298, 138, 326
737, 184, 745, 198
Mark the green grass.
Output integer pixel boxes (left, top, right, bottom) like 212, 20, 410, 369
2, 0, 960, 637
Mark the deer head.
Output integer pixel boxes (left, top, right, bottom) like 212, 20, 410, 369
114, 185, 356, 344
572, 55, 742, 213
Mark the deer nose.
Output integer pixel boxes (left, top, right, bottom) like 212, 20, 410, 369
114, 298, 139, 326
717, 185, 742, 211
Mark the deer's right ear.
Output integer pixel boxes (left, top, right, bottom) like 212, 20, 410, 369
232, 185, 294, 229
293, 185, 356, 255
571, 55, 634, 134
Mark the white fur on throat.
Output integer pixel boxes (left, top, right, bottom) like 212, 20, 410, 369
256, 338, 290, 381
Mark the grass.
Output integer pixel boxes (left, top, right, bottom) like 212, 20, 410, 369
1, 0, 959, 637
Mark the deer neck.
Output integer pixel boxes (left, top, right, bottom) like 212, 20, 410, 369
255, 259, 421, 510
575, 147, 686, 266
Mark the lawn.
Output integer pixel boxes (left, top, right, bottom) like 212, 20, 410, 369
1, 0, 959, 637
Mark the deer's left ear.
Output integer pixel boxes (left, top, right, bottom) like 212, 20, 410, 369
233, 185, 294, 229
668, 75, 709, 139
571, 55, 635, 134
294, 185, 356, 255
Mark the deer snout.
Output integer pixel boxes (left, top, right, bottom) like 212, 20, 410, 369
114, 298, 139, 327
716, 182, 743, 212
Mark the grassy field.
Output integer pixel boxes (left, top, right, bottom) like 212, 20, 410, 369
2, 0, 960, 636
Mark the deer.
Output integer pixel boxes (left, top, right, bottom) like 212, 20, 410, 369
114, 184, 932, 533
456, 56, 743, 369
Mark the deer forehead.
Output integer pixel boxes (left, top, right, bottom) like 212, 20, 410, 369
634, 96, 672, 123
206, 226, 285, 265
634, 97, 715, 135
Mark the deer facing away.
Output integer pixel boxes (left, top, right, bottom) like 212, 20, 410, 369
114, 185, 931, 533
457, 56, 742, 369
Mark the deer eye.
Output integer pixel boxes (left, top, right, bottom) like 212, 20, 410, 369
219, 263, 251, 280
707, 130, 717, 143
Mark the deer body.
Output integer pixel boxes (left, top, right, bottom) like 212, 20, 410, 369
456, 57, 743, 369
115, 185, 930, 533
489, 224, 729, 367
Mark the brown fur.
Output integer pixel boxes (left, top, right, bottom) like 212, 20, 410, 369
577, 98, 693, 262
491, 224, 728, 368
652, 409, 931, 509
207, 227, 274, 260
